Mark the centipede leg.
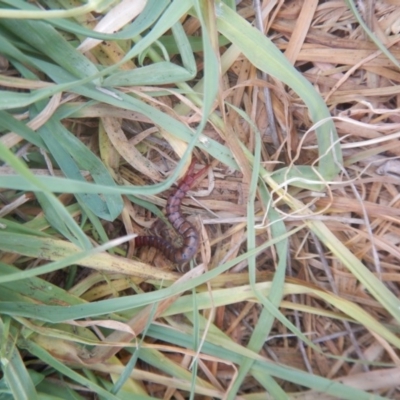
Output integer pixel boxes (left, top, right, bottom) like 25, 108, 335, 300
134, 159, 209, 265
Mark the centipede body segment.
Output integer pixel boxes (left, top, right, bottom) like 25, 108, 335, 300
134, 161, 207, 265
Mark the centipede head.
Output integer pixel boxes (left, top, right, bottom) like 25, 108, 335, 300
177, 158, 209, 190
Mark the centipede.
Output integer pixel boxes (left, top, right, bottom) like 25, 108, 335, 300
134, 160, 207, 265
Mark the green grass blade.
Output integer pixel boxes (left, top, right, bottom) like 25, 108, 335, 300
33, 59, 237, 171
345, 0, 400, 69
148, 324, 386, 400
0, 141, 91, 249
104, 61, 194, 86
227, 106, 290, 398
0, 228, 301, 322
0, 262, 84, 306
0, 19, 99, 83
216, 2, 343, 189
0, 110, 45, 148
0, 332, 38, 400
1, 0, 169, 41
36, 116, 122, 220
21, 340, 120, 400
192, 0, 219, 122
104, 21, 196, 86
310, 218, 400, 322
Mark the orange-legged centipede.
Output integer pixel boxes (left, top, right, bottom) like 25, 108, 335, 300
134, 160, 207, 265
